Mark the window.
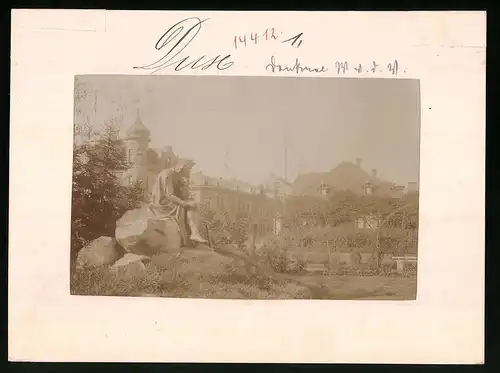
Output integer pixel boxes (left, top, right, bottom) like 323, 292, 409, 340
204, 180, 209, 185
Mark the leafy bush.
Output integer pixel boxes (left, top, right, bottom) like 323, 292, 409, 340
256, 234, 306, 274
199, 205, 250, 250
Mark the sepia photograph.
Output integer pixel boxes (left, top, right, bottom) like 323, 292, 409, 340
71, 75, 420, 300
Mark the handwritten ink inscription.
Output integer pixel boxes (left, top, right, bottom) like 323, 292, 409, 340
133, 16, 405, 77
134, 17, 234, 74
266, 56, 327, 74
342, 60, 404, 75
266, 56, 405, 76
233, 29, 304, 49
282, 33, 304, 48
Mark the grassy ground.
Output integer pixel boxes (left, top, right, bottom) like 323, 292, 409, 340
71, 249, 417, 300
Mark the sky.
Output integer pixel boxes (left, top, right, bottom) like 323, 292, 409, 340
74, 75, 420, 186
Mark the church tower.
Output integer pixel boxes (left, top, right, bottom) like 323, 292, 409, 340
123, 109, 150, 190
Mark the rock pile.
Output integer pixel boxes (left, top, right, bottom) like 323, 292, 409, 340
76, 205, 188, 271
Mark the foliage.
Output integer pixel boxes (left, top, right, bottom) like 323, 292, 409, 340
199, 205, 305, 274
70, 263, 163, 296
199, 205, 251, 250
256, 234, 306, 274
285, 191, 418, 229
71, 120, 144, 263
296, 225, 374, 251
70, 253, 193, 296
281, 190, 419, 271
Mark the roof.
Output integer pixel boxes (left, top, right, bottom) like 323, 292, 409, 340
293, 161, 370, 196
125, 109, 150, 139
292, 161, 397, 197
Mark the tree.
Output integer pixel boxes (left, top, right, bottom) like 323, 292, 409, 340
288, 190, 419, 271
71, 120, 144, 263
370, 194, 419, 269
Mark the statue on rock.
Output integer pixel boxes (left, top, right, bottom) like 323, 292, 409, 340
116, 158, 208, 256
150, 158, 208, 246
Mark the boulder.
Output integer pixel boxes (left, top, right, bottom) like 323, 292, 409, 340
76, 236, 121, 269
110, 253, 151, 271
115, 205, 182, 256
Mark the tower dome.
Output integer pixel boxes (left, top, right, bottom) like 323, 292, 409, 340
125, 109, 150, 139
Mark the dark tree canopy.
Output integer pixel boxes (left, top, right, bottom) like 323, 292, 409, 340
71, 121, 144, 262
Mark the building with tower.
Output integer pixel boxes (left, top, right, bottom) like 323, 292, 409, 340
117, 110, 177, 199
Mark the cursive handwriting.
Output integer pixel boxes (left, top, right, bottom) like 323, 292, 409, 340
134, 17, 234, 74
335, 61, 348, 74
352, 60, 402, 75
265, 56, 328, 74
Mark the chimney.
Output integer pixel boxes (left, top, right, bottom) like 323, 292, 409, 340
371, 169, 377, 179
356, 158, 362, 168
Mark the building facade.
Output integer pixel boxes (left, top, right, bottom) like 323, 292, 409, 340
189, 184, 282, 238
189, 171, 286, 239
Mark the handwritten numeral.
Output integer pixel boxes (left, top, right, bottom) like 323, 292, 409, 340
370, 61, 379, 73
270, 28, 278, 40
264, 28, 278, 40
250, 32, 259, 44
239, 35, 247, 47
282, 32, 304, 48
354, 64, 363, 73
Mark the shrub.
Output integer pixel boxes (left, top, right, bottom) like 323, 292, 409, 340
199, 206, 250, 251
256, 234, 306, 274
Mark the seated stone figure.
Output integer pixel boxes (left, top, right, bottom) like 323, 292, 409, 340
149, 158, 208, 248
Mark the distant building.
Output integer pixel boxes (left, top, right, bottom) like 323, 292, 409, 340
262, 173, 293, 202
189, 174, 282, 239
294, 157, 417, 199
318, 182, 331, 199
116, 110, 178, 199
407, 181, 418, 194
390, 184, 407, 198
